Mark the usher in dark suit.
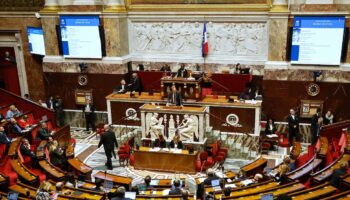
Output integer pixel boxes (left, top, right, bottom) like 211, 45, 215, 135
98, 129, 118, 169
130, 77, 143, 95
310, 113, 320, 145
83, 103, 96, 132
287, 114, 299, 146
167, 91, 182, 106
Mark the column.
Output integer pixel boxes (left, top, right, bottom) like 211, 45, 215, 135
104, 0, 126, 12
199, 113, 204, 142
72, 0, 103, 5
141, 111, 146, 139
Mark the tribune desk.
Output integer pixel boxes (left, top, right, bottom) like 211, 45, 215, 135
134, 147, 198, 174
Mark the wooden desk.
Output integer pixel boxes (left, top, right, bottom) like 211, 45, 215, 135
68, 158, 93, 180
136, 195, 195, 200
322, 190, 350, 200
343, 174, 350, 188
240, 157, 267, 177
312, 154, 350, 184
52, 125, 71, 147
195, 171, 236, 185
149, 178, 186, 188
224, 180, 278, 199
10, 159, 38, 185
0, 172, 8, 189
65, 142, 74, 158
232, 182, 305, 200
287, 158, 322, 183
38, 160, 66, 181
93, 171, 132, 190
318, 137, 329, 158
8, 182, 38, 198
61, 186, 103, 200
134, 147, 198, 173
8, 137, 21, 157
288, 183, 336, 200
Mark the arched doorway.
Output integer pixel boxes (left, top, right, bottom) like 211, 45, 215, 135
0, 47, 20, 95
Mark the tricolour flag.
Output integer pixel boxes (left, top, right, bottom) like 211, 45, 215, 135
202, 20, 209, 57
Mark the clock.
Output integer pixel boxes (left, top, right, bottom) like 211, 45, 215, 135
78, 74, 88, 86
307, 83, 320, 96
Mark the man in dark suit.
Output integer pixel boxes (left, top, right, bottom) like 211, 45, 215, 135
330, 161, 349, 188
114, 79, 128, 94
169, 180, 182, 195
20, 138, 38, 166
83, 99, 96, 132
203, 169, 219, 186
169, 134, 183, 149
177, 63, 188, 78
0, 126, 12, 150
98, 125, 118, 170
310, 108, 321, 145
46, 96, 55, 110
128, 73, 142, 95
167, 86, 183, 106
9, 118, 23, 136
55, 96, 64, 126
37, 122, 54, 140
287, 109, 299, 146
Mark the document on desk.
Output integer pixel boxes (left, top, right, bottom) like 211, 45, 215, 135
162, 189, 170, 195
150, 180, 159, 186
149, 148, 160, 152
266, 134, 278, 138
173, 149, 182, 154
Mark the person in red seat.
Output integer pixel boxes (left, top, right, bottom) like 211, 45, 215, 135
20, 138, 38, 166
18, 115, 32, 128
6, 105, 22, 119
48, 139, 67, 170
9, 118, 24, 135
0, 126, 12, 150
330, 161, 349, 189
0, 113, 5, 123
37, 122, 55, 140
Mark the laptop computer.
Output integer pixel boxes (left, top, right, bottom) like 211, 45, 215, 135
211, 179, 220, 187
261, 193, 274, 200
7, 191, 19, 200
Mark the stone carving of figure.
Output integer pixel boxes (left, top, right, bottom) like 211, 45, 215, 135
149, 113, 164, 139
178, 114, 197, 142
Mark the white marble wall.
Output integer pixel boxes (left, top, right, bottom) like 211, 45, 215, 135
129, 19, 268, 64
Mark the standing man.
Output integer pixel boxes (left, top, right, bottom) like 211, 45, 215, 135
287, 109, 299, 146
167, 86, 183, 106
47, 96, 55, 110
55, 96, 64, 127
98, 125, 118, 170
177, 63, 188, 78
83, 99, 96, 132
128, 73, 142, 95
311, 108, 321, 145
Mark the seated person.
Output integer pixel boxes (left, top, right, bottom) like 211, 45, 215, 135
330, 161, 349, 188
6, 105, 21, 119
38, 99, 48, 108
153, 133, 166, 148
9, 118, 24, 135
269, 157, 290, 180
169, 133, 183, 149
182, 190, 189, 200
177, 63, 188, 78
323, 110, 334, 125
144, 175, 153, 190
167, 86, 183, 106
93, 178, 104, 192
114, 79, 128, 94
64, 175, 75, 187
238, 86, 253, 100
203, 168, 219, 185
17, 115, 32, 128
36, 122, 55, 140
109, 186, 130, 200
36, 181, 53, 200
160, 64, 171, 72
20, 138, 38, 165
0, 126, 12, 149
223, 187, 231, 197
265, 118, 276, 135
48, 139, 67, 170
0, 113, 5, 123
169, 179, 182, 195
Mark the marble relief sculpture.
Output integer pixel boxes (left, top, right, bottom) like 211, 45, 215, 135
132, 21, 267, 57
177, 114, 198, 142
148, 113, 164, 138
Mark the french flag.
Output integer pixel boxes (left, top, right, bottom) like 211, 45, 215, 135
202, 20, 209, 57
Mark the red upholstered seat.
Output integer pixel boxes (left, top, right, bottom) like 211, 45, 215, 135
216, 140, 228, 157
261, 142, 271, 154
118, 145, 130, 167
296, 153, 309, 168
129, 154, 135, 166
199, 151, 214, 171
31, 168, 46, 182
332, 138, 340, 160
325, 145, 334, 166
17, 148, 32, 168
277, 132, 289, 148
0, 143, 7, 165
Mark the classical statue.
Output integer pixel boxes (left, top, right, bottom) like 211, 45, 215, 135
149, 113, 164, 139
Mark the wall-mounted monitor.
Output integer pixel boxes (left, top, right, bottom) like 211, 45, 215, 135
27, 27, 46, 56
59, 15, 102, 59
291, 16, 345, 65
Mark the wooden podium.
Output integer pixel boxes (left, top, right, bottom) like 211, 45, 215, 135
160, 77, 200, 101
139, 104, 208, 143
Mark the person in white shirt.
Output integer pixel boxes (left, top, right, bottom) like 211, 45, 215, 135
38, 100, 48, 108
